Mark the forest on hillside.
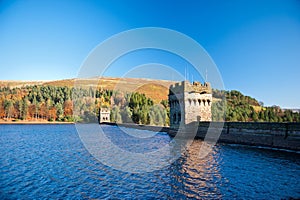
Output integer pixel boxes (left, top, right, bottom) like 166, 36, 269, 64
0, 85, 299, 124
0, 85, 168, 125
212, 89, 300, 122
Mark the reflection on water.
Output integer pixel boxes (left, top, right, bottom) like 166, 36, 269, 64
169, 140, 223, 199
0, 124, 299, 199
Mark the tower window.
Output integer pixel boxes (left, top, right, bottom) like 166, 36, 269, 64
198, 99, 201, 106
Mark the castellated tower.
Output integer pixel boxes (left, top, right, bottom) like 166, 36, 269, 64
169, 81, 212, 128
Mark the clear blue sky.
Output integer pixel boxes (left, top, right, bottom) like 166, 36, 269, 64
1, 0, 299, 108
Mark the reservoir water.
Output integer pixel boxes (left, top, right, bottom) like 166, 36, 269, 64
0, 124, 299, 199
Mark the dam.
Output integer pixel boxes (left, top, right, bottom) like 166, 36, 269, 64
101, 80, 300, 151
107, 122, 300, 151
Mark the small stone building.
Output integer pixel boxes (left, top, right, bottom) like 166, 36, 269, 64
169, 81, 212, 128
99, 108, 110, 123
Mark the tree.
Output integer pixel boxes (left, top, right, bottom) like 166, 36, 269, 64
212, 101, 225, 121
14, 100, 22, 119
128, 92, 153, 124
284, 110, 293, 122
63, 100, 73, 117
0, 100, 5, 119
111, 106, 122, 123
4, 99, 13, 119
149, 104, 165, 126
48, 107, 57, 121
259, 101, 264, 107
251, 111, 258, 122
39, 102, 48, 120
160, 99, 168, 108
120, 106, 132, 123
32, 95, 38, 119
21, 97, 28, 120
55, 102, 64, 121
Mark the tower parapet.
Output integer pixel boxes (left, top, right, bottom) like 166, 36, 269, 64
169, 81, 212, 128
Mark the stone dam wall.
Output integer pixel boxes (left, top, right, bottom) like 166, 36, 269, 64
103, 122, 300, 151
196, 122, 300, 151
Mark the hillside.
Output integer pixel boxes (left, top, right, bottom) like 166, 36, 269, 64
0, 80, 47, 88
0, 77, 299, 123
212, 89, 300, 122
0, 77, 174, 104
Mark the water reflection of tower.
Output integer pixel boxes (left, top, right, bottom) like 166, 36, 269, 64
169, 140, 222, 199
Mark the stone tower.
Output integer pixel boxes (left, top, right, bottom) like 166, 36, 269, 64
169, 81, 212, 128
99, 107, 110, 123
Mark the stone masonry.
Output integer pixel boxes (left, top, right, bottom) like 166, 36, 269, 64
99, 108, 110, 123
169, 81, 212, 128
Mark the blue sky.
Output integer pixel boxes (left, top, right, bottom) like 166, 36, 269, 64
0, 0, 299, 108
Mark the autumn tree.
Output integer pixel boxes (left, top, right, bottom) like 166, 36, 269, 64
63, 100, 73, 117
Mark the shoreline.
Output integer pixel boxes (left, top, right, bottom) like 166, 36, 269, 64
105, 122, 300, 151
1, 121, 299, 151
0, 121, 74, 124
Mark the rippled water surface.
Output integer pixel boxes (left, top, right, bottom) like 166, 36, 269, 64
0, 124, 299, 199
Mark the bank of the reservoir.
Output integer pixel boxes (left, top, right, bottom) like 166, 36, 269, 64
104, 122, 300, 151
0, 121, 74, 124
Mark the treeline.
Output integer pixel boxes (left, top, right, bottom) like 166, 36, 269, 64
0, 85, 84, 122
0, 85, 299, 124
0, 85, 169, 125
212, 90, 300, 122
110, 91, 168, 126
